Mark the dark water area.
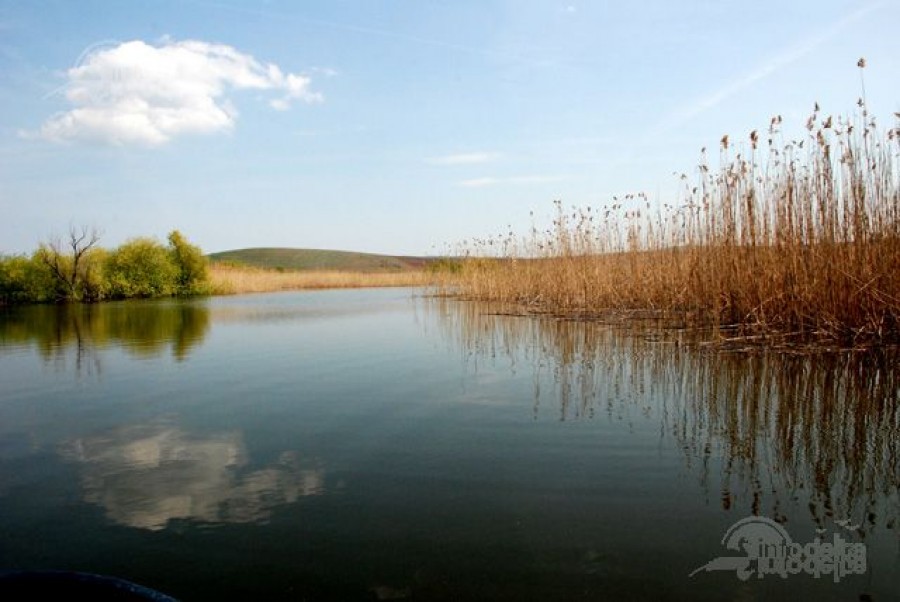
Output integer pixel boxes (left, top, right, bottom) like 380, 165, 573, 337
0, 289, 897, 600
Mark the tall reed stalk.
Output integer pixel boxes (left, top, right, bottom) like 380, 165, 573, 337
450, 66, 900, 346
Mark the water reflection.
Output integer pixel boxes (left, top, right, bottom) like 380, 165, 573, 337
432, 298, 900, 537
60, 421, 323, 530
0, 301, 210, 366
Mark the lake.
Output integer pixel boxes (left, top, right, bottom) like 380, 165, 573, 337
0, 288, 897, 600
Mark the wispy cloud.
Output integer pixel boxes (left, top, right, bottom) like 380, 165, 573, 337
458, 175, 565, 188
27, 38, 321, 147
427, 151, 502, 166
458, 177, 499, 188
310, 66, 339, 77
667, 2, 883, 128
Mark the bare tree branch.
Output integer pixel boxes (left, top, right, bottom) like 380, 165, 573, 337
39, 225, 102, 301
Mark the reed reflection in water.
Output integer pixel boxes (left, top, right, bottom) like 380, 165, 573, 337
431, 297, 900, 539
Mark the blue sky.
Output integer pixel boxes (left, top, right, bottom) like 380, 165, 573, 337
1, 0, 898, 256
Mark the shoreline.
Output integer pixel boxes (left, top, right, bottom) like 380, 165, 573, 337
208, 264, 433, 294
438, 296, 900, 353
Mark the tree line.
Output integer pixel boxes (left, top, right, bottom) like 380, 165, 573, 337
0, 227, 210, 304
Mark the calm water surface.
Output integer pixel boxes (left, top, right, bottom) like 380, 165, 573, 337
0, 288, 897, 600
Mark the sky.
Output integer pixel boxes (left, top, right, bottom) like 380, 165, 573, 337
1, 0, 898, 256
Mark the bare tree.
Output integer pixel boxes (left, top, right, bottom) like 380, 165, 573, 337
38, 225, 102, 301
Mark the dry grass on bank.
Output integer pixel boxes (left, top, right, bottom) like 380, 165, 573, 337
447, 72, 900, 346
210, 264, 431, 294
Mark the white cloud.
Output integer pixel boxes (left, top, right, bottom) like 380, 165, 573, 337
458, 175, 565, 188
426, 151, 502, 166
32, 39, 322, 146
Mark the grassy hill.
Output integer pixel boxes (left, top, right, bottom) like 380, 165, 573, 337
207, 248, 437, 272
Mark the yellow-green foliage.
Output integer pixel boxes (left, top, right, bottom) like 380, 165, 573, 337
0, 254, 56, 303
168, 230, 210, 295
105, 237, 179, 298
449, 95, 900, 345
1, 230, 211, 304
78, 247, 109, 301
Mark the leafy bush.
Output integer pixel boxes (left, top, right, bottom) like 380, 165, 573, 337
78, 247, 109, 301
105, 238, 179, 298
168, 230, 210, 295
4, 230, 211, 304
0, 254, 57, 304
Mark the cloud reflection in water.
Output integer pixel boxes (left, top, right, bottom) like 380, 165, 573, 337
61, 422, 323, 530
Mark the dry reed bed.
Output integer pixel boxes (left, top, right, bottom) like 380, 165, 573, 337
450, 73, 900, 346
210, 264, 431, 294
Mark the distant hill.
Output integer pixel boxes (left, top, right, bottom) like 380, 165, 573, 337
207, 248, 438, 272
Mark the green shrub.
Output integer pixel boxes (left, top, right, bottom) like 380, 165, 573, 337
77, 247, 108, 301
4, 229, 210, 304
0, 254, 57, 304
105, 238, 179, 298
167, 230, 210, 295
